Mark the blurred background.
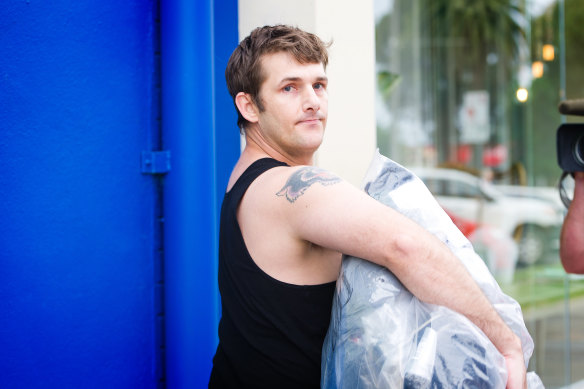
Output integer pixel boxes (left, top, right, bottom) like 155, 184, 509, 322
374, 1, 584, 387
1, 0, 582, 388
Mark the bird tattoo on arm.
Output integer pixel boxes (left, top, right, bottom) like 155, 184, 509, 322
276, 167, 341, 203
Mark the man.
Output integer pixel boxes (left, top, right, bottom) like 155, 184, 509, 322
561, 172, 584, 273
209, 25, 526, 388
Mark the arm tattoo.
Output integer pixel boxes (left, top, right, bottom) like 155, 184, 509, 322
276, 167, 341, 203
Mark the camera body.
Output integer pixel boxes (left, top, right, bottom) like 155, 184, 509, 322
557, 123, 584, 172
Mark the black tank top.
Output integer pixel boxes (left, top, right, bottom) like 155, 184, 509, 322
209, 158, 336, 389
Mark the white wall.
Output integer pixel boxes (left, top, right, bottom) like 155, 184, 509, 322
238, 0, 377, 186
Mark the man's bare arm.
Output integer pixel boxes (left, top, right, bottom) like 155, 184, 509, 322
561, 172, 584, 273
279, 168, 526, 387
276, 167, 341, 203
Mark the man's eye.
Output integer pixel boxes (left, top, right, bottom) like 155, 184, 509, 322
314, 83, 325, 90
283, 85, 294, 92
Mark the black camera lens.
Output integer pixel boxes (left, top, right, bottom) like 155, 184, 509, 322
575, 134, 584, 166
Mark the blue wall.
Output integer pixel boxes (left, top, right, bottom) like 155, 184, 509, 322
1, 1, 161, 387
0, 0, 240, 386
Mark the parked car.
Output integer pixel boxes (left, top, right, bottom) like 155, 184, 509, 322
494, 184, 564, 212
445, 210, 518, 283
410, 167, 564, 266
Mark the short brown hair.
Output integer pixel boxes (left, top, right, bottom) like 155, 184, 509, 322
225, 25, 331, 131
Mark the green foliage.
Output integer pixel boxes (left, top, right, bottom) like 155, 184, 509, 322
565, 0, 584, 99
377, 70, 401, 100
427, 0, 526, 62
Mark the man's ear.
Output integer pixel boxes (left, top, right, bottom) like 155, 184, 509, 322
235, 92, 259, 123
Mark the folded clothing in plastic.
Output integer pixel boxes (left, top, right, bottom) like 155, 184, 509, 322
321, 150, 543, 388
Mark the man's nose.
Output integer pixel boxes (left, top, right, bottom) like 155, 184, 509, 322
302, 87, 320, 111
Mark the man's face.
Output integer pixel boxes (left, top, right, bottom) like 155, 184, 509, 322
253, 51, 328, 162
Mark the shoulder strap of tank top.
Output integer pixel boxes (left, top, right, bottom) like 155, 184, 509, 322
228, 158, 289, 202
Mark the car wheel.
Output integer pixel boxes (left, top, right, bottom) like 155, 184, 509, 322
515, 224, 546, 266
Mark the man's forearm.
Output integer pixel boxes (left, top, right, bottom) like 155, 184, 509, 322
386, 231, 522, 358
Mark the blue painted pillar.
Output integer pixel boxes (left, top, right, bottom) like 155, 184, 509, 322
161, 0, 217, 387
214, 0, 241, 208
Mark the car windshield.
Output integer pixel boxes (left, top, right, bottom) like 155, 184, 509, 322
418, 170, 500, 201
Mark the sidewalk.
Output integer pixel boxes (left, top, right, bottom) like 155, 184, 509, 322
562, 379, 584, 389
524, 295, 584, 388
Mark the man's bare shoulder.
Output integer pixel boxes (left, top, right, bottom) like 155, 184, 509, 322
238, 164, 346, 285
240, 164, 358, 239
275, 165, 342, 203
241, 164, 344, 203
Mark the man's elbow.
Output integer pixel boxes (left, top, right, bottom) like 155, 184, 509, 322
383, 233, 427, 269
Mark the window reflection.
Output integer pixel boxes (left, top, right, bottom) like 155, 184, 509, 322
375, 0, 584, 386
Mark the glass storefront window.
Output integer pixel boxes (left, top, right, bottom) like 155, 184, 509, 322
374, 0, 584, 387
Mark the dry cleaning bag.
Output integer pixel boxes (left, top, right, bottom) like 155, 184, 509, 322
321, 150, 543, 388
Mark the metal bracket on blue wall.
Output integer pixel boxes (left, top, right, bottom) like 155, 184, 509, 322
141, 150, 171, 175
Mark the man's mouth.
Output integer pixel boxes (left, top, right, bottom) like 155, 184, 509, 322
298, 117, 323, 125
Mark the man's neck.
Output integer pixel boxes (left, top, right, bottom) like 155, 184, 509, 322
242, 133, 315, 166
